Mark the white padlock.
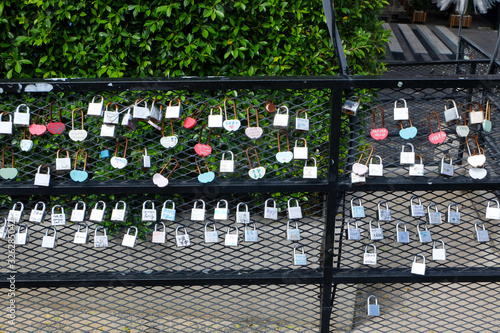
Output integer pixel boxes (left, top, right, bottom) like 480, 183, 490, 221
55, 148, 72, 171
350, 198, 365, 218
417, 221, 432, 243
347, 220, 361, 240
175, 225, 191, 247
236, 202, 250, 223
264, 198, 278, 220
410, 195, 425, 217
7, 202, 24, 223
0, 113, 13, 135
133, 99, 150, 120
303, 157, 318, 179
342, 96, 360, 116
51, 205, 66, 226
377, 200, 391, 221
70, 201, 86, 222
110, 201, 127, 222
293, 139, 308, 160
100, 123, 117, 138
363, 243, 377, 265
295, 109, 309, 131
142, 200, 157, 222
148, 100, 163, 123
94, 226, 108, 248
208, 106, 223, 128
14, 224, 29, 245
244, 222, 259, 242
287, 220, 301, 241
439, 155, 454, 177
213, 199, 229, 220
273, 105, 289, 128
161, 200, 176, 221
152, 222, 166, 244
41, 226, 57, 248
443, 99, 459, 122
400, 143, 415, 165
204, 221, 219, 243
0, 218, 6, 239
411, 254, 426, 275
224, 225, 239, 246
73, 222, 89, 244
369, 219, 384, 240
190, 199, 206, 221
87, 95, 104, 117
475, 221, 490, 242
287, 198, 303, 220
13, 104, 30, 127
103, 103, 120, 124
34, 165, 51, 186
368, 155, 384, 177
142, 148, 151, 170
408, 154, 425, 177
122, 226, 138, 248
393, 98, 409, 121
219, 151, 235, 173
396, 221, 409, 243
89, 201, 106, 222
427, 203, 442, 224
29, 201, 46, 223
121, 107, 137, 130
432, 239, 446, 261
164, 98, 183, 119
293, 244, 307, 266
447, 202, 461, 224
485, 199, 500, 220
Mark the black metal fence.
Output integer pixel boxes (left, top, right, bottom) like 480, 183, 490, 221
0, 75, 499, 332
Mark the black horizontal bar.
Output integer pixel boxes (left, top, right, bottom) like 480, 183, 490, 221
0, 179, 329, 196
2, 75, 500, 93
337, 177, 500, 192
333, 267, 500, 284
0, 269, 323, 288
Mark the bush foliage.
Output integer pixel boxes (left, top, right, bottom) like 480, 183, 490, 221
0, 0, 389, 77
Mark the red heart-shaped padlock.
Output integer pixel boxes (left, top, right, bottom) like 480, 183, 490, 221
428, 131, 446, 145
183, 117, 197, 129
29, 124, 47, 136
370, 128, 388, 140
47, 122, 66, 135
194, 143, 212, 156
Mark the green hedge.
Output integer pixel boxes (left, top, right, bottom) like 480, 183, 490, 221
0, 0, 389, 78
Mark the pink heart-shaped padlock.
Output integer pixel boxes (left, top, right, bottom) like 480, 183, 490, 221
194, 143, 212, 157
428, 131, 446, 145
183, 117, 197, 129
47, 122, 66, 135
370, 128, 388, 140
29, 124, 47, 136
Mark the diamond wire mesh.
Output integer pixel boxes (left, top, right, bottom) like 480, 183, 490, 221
335, 190, 500, 272
0, 88, 331, 183
340, 86, 499, 183
11, 284, 320, 332
2, 192, 325, 276
331, 282, 500, 332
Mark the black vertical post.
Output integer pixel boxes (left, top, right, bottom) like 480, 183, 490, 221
319, 88, 343, 332
322, 0, 350, 76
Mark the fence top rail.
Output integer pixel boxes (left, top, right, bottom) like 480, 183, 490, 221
2, 75, 500, 92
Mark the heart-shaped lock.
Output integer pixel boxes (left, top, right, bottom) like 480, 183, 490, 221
183, 102, 206, 129
398, 114, 417, 139
352, 144, 373, 175
47, 101, 65, 134
456, 113, 470, 137
29, 112, 47, 136
466, 136, 486, 168
70, 149, 89, 182
245, 106, 263, 139
110, 137, 128, 169
469, 168, 487, 179
68, 109, 88, 142
247, 147, 266, 179
222, 98, 241, 132
427, 111, 446, 144
370, 107, 388, 140
152, 158, 178, 187
20, 135, 33, 152
194, 125, 212, 156
196, 157, 215, 183
0, 146, 18, 180
160, 119, 178, 148
276, 130, 293, 163
468, 155, 486, 168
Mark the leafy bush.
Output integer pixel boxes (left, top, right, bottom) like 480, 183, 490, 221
0, 0, 389, 78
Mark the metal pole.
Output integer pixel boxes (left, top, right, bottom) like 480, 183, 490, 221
322, 0, 350, 75
487, 22, 500, 74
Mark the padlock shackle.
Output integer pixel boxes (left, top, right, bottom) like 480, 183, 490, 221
223, 98, 237, 120
51, 204, 64, 215
71, 108, 85, 130
367, 295, 378, 305
17, 223, 28, 233
369, 218, 381, 230
427, 111, 443, 133
347, 219, 358, 229
474, 221, 486, 232
162, 199, 175, 210
74, 149, 87, 171
95, 225, 107, 236
433, 239, 445, 249
193, 199, 206, 210
264, 198, 276, 209
485, 100, 492, 121
296, 109, 308, 119
12, 201, 24, 212
74, 201, 86, 211
396, 221, 407, 233
175, 225, 188, 235
114, 137, 129, 158
246, 147, 261, 168
204, 221, 217, 233
287, 220, 299, 230
221, 150, 234, 161
415, 154, 423, 165
441, 154, 453, 165
369, 155, 382, 164
246, 105, 259, 127
410, 195, 422, 206
277, 129, 290, 152
357, 144, 374, 165
115, 200, 127, 210
1, 146, 15, 168
427, 203, 438, 214
216, 199, 228, 209
94, 200, 106, 211
469, 101, 484, 112
487, 199, 500, 208
402, 143, 414, 152
154, 221, 166, 232
394, 98, 407, 108
445, 99, 458, 111
416, 221, 428, 232
447, 202, 459, 213
287, 198, 300, 209
244, 222, 257, 231
143, 200, 155, 210
159, 158, 179, 179
226, 225, 239, 236
277, 105, 289, 115
377, 200, 389, 211
350, 197, 362, 207
371, 106, 385, 129
56, 147, 70, 159
45, 225, 57, 237
413, 254, 425, 264
33, 201, 46, 213
236, 202, 249, 213
305, 157, 317, 167
127, 226, 138, 236
294, 138, 307, 147
195, 156, 210, 174
364, 243, 376, 254
293, 243, 305, 254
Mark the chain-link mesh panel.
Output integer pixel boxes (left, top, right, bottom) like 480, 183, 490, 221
2, 192, 324, 276
385, 61, 496, 76
0, 89, 330, 184
335, 190, 500, 272
331, 282, 500, 332
10, 284, 320, 332
340, 86, 500, 184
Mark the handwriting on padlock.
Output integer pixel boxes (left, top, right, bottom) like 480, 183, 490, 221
194, 143, 212, 157
428, 131, 446, 144
248, 166, 266, 179
160, 136, 178, 148
370, 128, 388, 140
245, 127, 263, 139
110, 157, 128, 169
47, 122, 65, 135
223, 119, 241, 132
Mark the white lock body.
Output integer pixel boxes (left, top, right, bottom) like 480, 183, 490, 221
87, 95, 104, 117
204, 222, 219, 243
293, 244, 307, 266
287, 220, 301, 241
152, 222, 166, 243
363, 244, 377, 265
111, 201, 127, 222
264, 198, 278, 220
161, 200, 176, 221
213, 199, 229, 220
219, 151, 235, 173
14, 104, 30, 127
411, 254, 426, 275
393, 98, 409, 121
190, 199, 205, 221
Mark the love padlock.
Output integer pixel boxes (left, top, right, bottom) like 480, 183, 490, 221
152, 222, 166, 244
94, 226, 109, 248
34, 164, 51, 187
246, 147, 265, 180
87, 95, 104, 117
411, 254, 426, 275
341, 96, 360, 116
89, 201, 106, 222
208, 105, 223, 129
164, 98, 183, 119
369, 219, 384, 240
175, 225, 191, 247
350, 198, 365, 219
377, 200, 391, 221
352, 145, 373, 176
29, 114, 47, 136
73, 222, 89, 244
204, 221, 219, 243
485, 199, 500, 220
427, 202, 442, 224
0, 113, 13, 135
160, 118, 178, 148
286, 220, 301, 241
347, 220, 361, 240
408, 154, 425, 177
475, 221, 490, 242
142, 200, 157, 222
110, 137, 128, 169
439, 155, 454, 177
219, 151, 235, 173
409, 195, 425, 217
7, 201, 24, 223
110, 201, 127, 222
55, 148, 72, 172
293, 139, 308, 160
41, 226, 57, 248
400, 143, 415, 165
447, 202, 461, 224
363, 243, 377, 265
236, 202, 250, 223
142, 148, 151, 171
399, 116, 417, 140
103, 103, 120, 124
70, 201, 86, 222
14, 224, 29, 245
29, 201, 46, 223
13, 104, 30, 127
393, 98, 409, 121
293, 244, 307, 266
396, 222, 409, 243
456, 113, 470, 138
190, 199, 206, 221
121, 106, 137, 131
245, 106, 263, 139
148, 99, 163, 123
264, 198, 278, 220
244, 222, 259, 242
194, 125, 212, 156
153, 158, 179, 187
196, 157, 215, 184
417, 221, 432, 243
427, 111, 446, 145
295, 109, 309, 131
213, 199, 229, 220
70, 149, 89, 183
133, 99, 150, 120
224, 225, 239, 246
183, 102, 206, 129
432, 239, 446, 261
122, 226, 138, 248
273, 105, 289, 129
161, 199, 176, 221
469, 102, 484, 124
275, 130, 293, 163
367, 295, 380, 316
303, 157, 318, 179
370, 107, 388, 140
287, 198, 303, 220
368, 155, 383, 177
222, 98, 241, 132
68, 108, 88, 142
51, 205, 66, 226
47, 101, 65, 134
443, 99, 459, 122
100, 123, 117, 138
